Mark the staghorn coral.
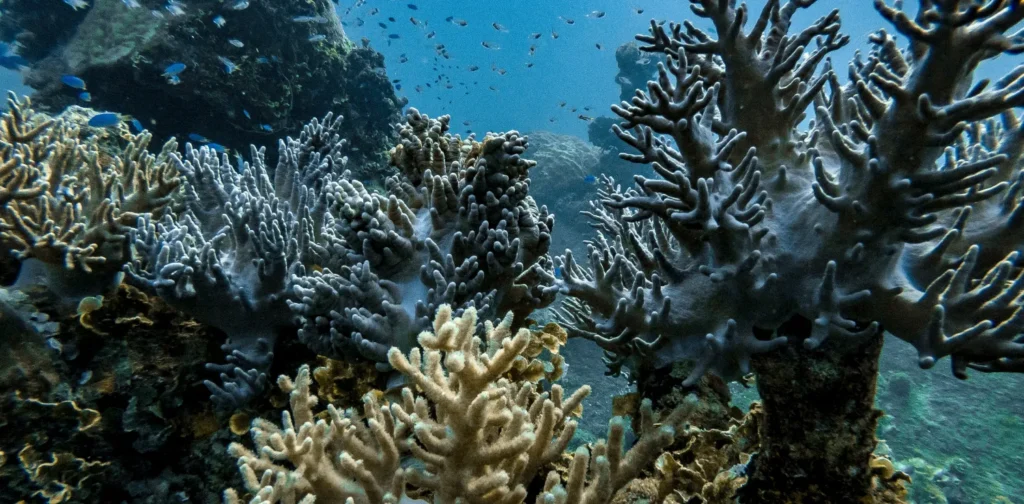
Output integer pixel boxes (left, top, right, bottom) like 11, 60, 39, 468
288, 108, 556, 365
0, 92, 179, 299
226, 305, 681, 504
552, 0, 1024, 500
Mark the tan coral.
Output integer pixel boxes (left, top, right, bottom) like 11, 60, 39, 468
387, 304, 590, 504
0, 93, 178, 274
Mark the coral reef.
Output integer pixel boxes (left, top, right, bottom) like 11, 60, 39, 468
0, 93, 178, 301
226, 305, 682, 504
126, 108, 555, 407
553, 0, 1024, 500
3, 0, 404, 180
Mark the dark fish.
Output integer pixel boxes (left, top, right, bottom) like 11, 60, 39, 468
551, 31, 559, 39
369, 8, 378, 15
410, 17, 419, 25
634, 7, 645, 14
88, 113, 121, 128
388, 16, 396, 22
481, 41, 499, 49
407, 3, 417, 9
189, 133, 210, 143
492, 22, 507, 32
526, 62, 534, 68
426, 31, 436, 38
588, 10, 606, 18
378, 22, 387, 29
467, 65, 479, 71
578, 114, 593, 121
530, 33, 541, 39
389, 34, 401, 39
595, 43, 602, 50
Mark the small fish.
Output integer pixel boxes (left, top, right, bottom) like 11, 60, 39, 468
561, 17, 575, 25
78, 91, 91, 102
529, 44, 537, 56
369, 8, 378, 15
554, 266, 562, 278
467, 65, 479, 71
388, 34, 400, 39
242, 109, 251, 119
162, 62, 187, 76
578, 114, 594, 122
122, 0, 141, 8
260, 124, 273, 132
426, 31, 436, 39
595, 43, 602, 50
79, 370, 93, 385
293, 15, 327, 23
229, 0, 249, 10
188, 133, 209, 143
131, 119, 144, 132
63, 0, 89, 10
256, 56, 269, 64
166, 74, 181, 85
213, 15, 226, 27
559, 101, 566, 107
207, 142, 227, 153
481, 41, 499, 49
228, 39, 244, 48
217, 55, 237, 74
530, 33, 541, 39
410, 17, 419, 26
388, 16, 396, 22
399, 55, 409, 63
0, 43, 27, 70
61, 75, 87, 90
633, 7, 645, 14
378, 22, 387, 29
492, 22, 507, 32
584, 175, 596, 183
551, 31, 559, 39
451, 18, 468, 26
395, 83, 402, 90
588, 11, 606, 18
407, 3, 418, 9
309, 34, 326, 42
525, 62, 534, 68
88, 113, 121, 128
165, 3, 186, 16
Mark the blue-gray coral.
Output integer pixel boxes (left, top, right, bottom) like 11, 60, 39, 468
554, 0, 1024, 385
289, 108, 556, 364
127, 109, 556, 407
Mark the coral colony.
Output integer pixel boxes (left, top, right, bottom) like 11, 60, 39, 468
1, 0, 1024, 503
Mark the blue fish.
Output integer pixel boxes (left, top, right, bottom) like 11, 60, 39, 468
163, 62, 186, 76
0, 54, 27, 70
166, 75, 181, 85
188, 133, 209, 143
229, 0, 249, 10
256, 56, 269, 64
554, 266, 562, 278
242, 109, 251, 119
395, 83, 402, 90
61, 75, 87, 90
213, 15, 226, 27
88, 113, 121, 128
131, 119, 144, 133
217, 55, 237, 74
78, 91, 91, 102
584, 175, 597, 183
207, 142, 227, 153
260, 124, 273, 132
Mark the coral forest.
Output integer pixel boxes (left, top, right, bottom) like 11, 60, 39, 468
1, 0, 1024, 503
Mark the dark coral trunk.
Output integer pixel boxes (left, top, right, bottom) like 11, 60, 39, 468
738, 316, 884, 503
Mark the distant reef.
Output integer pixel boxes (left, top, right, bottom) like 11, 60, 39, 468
0, 0, 405, 181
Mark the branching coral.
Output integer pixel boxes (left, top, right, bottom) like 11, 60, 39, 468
226, 305, 681, 504
0, 93, 178, 297
288, 108, 556, 364
126, 112, 349, 408
554, 0, 1024, 390
552, 0, 1024, 500
128, 109, 555, 407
